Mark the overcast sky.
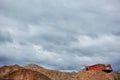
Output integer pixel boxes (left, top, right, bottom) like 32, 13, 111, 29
0, 0, 120, 71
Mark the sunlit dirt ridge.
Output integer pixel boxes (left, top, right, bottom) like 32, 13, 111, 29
0, 64, 119, 80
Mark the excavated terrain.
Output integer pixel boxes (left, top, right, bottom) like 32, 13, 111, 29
0, 64, 51, 80
0, 64, 119, 80
3, 69, 51, 80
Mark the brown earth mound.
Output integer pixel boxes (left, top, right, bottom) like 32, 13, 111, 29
77, 71, 113, 80
3, 69, 51, 80
24, 64, 76, 80
24, 64, 114, 80
0, 64, 23, 77
0, 64, 119, 80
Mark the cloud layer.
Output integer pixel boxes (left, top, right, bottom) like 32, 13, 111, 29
0, 0, 120, 71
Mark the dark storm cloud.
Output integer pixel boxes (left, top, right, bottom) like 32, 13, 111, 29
0, 0, 120, 71
0, 56, 10, 62
0, 55, 17, 65
0, 30, 13, 44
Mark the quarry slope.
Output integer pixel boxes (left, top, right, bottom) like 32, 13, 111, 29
0, 64, 119, 80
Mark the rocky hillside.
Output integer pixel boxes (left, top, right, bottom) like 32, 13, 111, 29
0, 64, 120, 80
0, 64, 51, 80
24, 64, 114, 80
3, 69, 51, 80
0, 64, 23, 78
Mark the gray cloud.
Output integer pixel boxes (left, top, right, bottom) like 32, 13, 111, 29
0, 0, 120, 71
0, 30, 13, 44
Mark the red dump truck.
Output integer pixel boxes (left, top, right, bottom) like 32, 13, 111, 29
83, 64, 112, 73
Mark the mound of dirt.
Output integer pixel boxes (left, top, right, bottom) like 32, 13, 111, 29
24, 64, 114, 80
0, 64, 23, 77
0, 64, 119, 80
77, 71, 113, 80
3, 69, 51, 80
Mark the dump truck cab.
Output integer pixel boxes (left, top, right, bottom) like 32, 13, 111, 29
83, 64, 112, 73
